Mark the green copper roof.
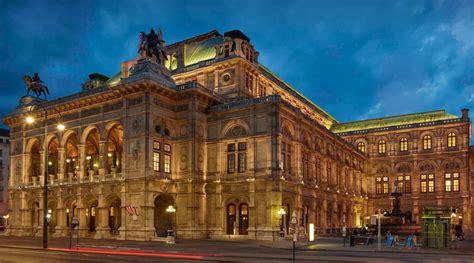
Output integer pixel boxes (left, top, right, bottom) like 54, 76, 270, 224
331, 110, 458, 133
106, 72, 121, 86
259, 63, 337, 123
184, 36, 223, 66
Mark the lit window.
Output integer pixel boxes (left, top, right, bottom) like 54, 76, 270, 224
423, 135, 432, 150
153, 141, 161, 172
357, 142, 365, 153
382, 176, 389, 194
376, 177, 382, 194
405, 175, 411, 193
447, 133, 456, 148
445, 172, 460, 192
397, 176, 404, 192
421, 173, 435, 193
378, 140, 386, 154
400, 137, 408, 152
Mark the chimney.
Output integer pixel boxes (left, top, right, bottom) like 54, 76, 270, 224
461, 108, 469, 121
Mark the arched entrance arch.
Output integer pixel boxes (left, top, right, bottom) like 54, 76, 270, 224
84, 198, 98, 233
27, 139, 41, 184
225, 200, 249, 235
64, 133, 79, 179
106, 124, 123, 174
154, 194, 174, 237
84, 128, 100, 177
48, 136, 59, 180
107, 197, 121, 234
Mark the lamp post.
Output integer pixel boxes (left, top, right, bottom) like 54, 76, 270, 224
25, 109, 65, 249
290, 211, 298, 263
277, 208, 286, 239
166, 205, 176, 244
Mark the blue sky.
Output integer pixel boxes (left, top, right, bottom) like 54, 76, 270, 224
0, 0, 473, 126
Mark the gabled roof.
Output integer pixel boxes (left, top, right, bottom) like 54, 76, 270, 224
331, 110, 458, 133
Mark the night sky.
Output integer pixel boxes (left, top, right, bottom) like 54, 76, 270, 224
0, 0, 473, 128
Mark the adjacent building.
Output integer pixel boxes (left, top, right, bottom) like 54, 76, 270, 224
1, 29, 472, 240
0, 128, 10, 227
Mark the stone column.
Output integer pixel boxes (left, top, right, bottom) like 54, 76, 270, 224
57, 147, 66, 182
95, 197, 110, 239
98, 140, 107, 179
76, 199, 87, 237
78, 144, 86, 181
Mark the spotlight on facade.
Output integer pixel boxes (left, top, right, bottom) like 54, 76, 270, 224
26, 116, 35, 124
57, 123, 65, 131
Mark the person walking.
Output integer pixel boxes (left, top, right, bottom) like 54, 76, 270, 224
451, 230, 458, 249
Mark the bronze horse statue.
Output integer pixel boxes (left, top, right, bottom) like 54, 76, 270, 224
138, 28, 167, 65
23, 73, 50, 100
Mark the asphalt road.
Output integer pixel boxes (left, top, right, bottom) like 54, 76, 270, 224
1, 246, 474, 263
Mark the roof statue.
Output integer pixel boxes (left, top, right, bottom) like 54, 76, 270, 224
23, 72, 50, 100
138, 28, 167, 65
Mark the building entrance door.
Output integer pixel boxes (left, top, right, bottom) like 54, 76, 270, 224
227, 204, 236, 234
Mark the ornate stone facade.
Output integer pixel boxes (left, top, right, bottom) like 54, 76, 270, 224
1, 29, 471, 240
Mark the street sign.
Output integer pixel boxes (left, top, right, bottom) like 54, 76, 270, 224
370, 215, 377, 225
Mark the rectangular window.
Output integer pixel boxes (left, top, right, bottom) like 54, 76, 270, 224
227, 144, 236, 173
238, 153, 246, 172
164, 154, 171, 173
397, 176, 404, 192
453, 173, 459, 192
405, 175, 411, 193
382, 176, 389, 194
164, 143, 171, 153
281, 142, 291, 174
153, 141, 161, 172
421, 174, 435, 193
153, 152, 160, 172
445, 172, 460, 192
376, 177, 382, 194
428, 174, 435, 192
237, 142, 247, 173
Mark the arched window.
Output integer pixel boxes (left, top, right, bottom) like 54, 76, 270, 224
378, 140, 386, 154
423, 135, 432, 150
447, 132, 456, 148
400, 137, 408, 152
357, 142, 365, 153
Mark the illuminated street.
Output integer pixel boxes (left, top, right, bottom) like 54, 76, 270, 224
1, 236, 474, 262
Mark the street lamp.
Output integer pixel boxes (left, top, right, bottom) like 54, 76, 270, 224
25, 110, 65, 249
166, 205, 176, 244
277, 208, 286, 238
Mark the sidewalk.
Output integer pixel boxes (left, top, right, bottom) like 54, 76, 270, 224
259, 236, 474, 255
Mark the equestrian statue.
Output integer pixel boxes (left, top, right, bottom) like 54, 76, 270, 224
138, 28, 167, 65
23, 72, 50, 100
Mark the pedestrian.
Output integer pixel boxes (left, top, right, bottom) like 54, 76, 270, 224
451, 230, 458, 249
412, 232, 417, 246
393, 231, 399, 246
353, 228, 358, 236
